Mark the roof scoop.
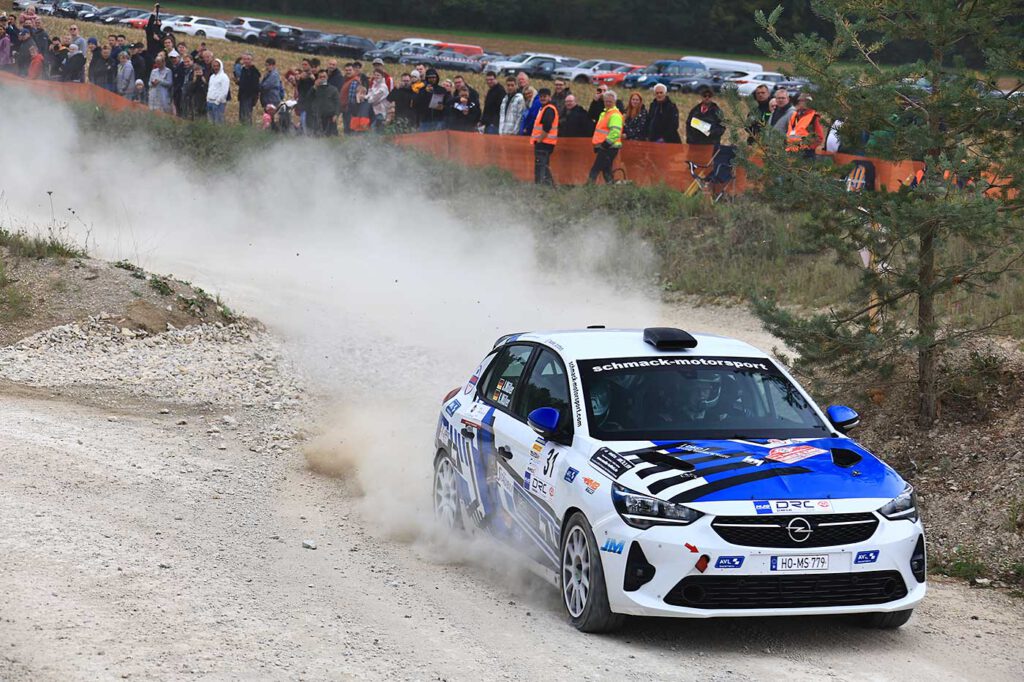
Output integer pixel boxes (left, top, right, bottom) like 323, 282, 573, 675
644, 327, 697, 350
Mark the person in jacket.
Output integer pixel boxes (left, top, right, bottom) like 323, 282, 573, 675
480, 71, 504, 134
367, 69, 391, 129
587, 84, 624, 122
559, 95, 594, 138
339, 63, 361, 133
144, 11, 164, 59
645, 84, 681, 143
115, 49, 135, 98
769, 88, 795, 134
498, 76, 524, 136
622, 92, 648, 141
308, 68, 341, 136
61, 43, 85, 82
530, 87, 559, 186
129, 42, 147, 92
745, 84, 773, 144
67, 24, 87, 58
47, 36, 67, 79
387, 72, 417, 130
205, 58, 230, 123
15, 28, 32, 76
685, 87, 725, 145
519, 86, 540, 135
259, 57, 283, 109
785, 93, 825, 159
452, 74, 479, 106
184, 63, 207, 119
90, 45, 116, 90
0, 30, 12, 72
552, 79, 571, 115
26, 43, 43, 79
414, 68, 448, 131
236, 52, 261, 125
447, 85, 480, 132
349, 85, 373, 134
148, 53, 173, 113
588, 90, 623, 184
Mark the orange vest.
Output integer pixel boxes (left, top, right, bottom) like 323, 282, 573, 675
786, 109, 819, 151
592, 107, 623, 147
531, 103, 559, 146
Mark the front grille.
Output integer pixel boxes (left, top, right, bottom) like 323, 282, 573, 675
711, 512, 878, 548
665, 571, 908, 609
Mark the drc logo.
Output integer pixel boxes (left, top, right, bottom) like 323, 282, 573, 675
754, 500, 772, 514
600, 538, 625, 554
855, 550, 880, 564
444, 400, 461, 417
564, 467, 579, 483
715, 556, 744, 569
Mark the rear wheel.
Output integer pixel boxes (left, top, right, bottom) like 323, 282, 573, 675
561, 512, 625, 633
574, 75, 590, 84
859, 609, 914, 629
245, 35, 257, 44
432, 454, 463, 531
195, 30, 206, 37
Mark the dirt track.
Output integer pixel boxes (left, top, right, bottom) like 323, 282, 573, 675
3, 371, 1023, 681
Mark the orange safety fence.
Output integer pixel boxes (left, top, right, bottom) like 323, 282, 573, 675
0, 69, 151, 113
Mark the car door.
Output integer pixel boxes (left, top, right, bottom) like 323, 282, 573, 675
490, 347, 574, 570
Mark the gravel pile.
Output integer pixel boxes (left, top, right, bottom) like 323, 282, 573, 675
0, 314, 305, 410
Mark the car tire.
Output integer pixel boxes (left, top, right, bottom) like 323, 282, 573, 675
560, 512, 625, 633
432, 452, 464, 532
195, 30, 205, 37
573, 75, 589, 84
245, 35, 257, 44
859, 609, 914, 629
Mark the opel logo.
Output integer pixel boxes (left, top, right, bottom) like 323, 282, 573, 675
786, 517, 813, 543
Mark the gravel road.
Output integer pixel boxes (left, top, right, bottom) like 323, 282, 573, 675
2, 318, 1023, 682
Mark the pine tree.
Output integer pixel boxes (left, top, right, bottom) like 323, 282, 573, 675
747, 1, 1023, 427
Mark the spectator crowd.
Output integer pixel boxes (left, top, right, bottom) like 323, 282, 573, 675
2, 7, 831, 187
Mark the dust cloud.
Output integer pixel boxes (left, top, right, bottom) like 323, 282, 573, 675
0, 88, 658, 558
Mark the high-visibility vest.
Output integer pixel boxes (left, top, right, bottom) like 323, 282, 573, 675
786, 109, 819, 151
531, 103, 559, 146
592, 107, 623, 147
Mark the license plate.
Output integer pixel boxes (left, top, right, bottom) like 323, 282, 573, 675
770, 555, 829, 572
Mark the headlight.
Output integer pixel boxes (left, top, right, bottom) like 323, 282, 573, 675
612, 483, 704, 529
878, 484, 919, 521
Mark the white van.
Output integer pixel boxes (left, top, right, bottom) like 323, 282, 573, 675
682, 56, 764, 74
396, 37, 442, 48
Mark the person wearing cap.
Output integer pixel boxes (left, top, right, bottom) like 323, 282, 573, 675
129, 42, 147, 92
168, 50, 187, 115
785, 93, 825, 159
371, 56, 392, 90
15, 28, 33, 77
61, 43, 85, 82
684, 86, 725, 145
409, 69, 424, 93
588, 90, 624, 184
530, 87, 559, 186
235, 52, 261, 125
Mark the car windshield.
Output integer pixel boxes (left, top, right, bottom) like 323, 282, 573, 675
613, 65, 634, 73
575, 59, 599, 68
578, 356, 830, 441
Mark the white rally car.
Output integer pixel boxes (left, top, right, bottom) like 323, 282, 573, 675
432, 327, 926, 632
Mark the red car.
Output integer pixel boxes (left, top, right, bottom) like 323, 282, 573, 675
591, 64, 644, 86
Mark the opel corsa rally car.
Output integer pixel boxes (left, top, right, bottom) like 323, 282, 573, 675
432, 327, 926, 632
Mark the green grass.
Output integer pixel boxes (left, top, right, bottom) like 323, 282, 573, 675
938, 547, 988, 581
0, 258, 31, 323
0, 227, 85, 260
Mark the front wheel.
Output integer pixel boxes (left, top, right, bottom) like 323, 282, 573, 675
561, 512, 625, 633
859, 609, 914, 629
433, 453, 463, 531
195, 30, 206, 37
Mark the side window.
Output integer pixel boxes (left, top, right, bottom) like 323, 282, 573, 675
514, 349, 572, 434
479, 344, 534, 411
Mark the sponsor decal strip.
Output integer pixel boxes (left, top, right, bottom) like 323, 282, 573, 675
633, 463, 676, 479
496, 457, 559, 524
668, 466, 812, 503
645, 472, 701, 495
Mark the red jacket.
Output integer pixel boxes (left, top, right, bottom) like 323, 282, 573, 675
27, 52, 44, 80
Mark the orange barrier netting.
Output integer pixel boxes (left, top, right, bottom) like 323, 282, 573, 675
2, 72, 938, 193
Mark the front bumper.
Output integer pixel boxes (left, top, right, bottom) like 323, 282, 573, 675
592, 511, 926, 618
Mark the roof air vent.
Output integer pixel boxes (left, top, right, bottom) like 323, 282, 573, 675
643, 327, 697, 350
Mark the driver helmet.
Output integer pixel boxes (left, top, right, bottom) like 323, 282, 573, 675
590, 381, 611, 423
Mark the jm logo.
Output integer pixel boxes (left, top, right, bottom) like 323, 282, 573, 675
600, 539, 624, 554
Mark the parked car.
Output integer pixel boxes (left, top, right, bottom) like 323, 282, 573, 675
394, 37, 442, 49
668, 70, 727, 93
226, 17, 275, 44
79, 5, 124, 22
297, 33, 375, 59
727, 71, 810, 96
623, 60, 706, 89
554, 59, 629, 84
591, 64, 644, 87
428, 49, 485, 73
505, 56, 562, 80
167, 16, 229, 39
398, 45, 443, 65
124, 13, 183, 30
682, 56, 764, 73
31, 2, 56, 15
53, 2, 98, 19
364, 41, 419, 63
99, 8, 142, 24
257, 24, 306, 51
436, 42, 484, 56
488, 52, 566, 74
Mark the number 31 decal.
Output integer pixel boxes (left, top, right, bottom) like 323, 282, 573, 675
543, 449, 558, 477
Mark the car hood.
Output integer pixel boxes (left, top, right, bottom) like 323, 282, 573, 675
590, 438, 905, 503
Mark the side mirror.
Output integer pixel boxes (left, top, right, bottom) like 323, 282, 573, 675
827, 405, 860, 433
528, 407, 561, 438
